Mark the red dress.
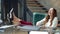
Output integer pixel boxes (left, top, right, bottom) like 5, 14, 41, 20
18, 20, 32, 26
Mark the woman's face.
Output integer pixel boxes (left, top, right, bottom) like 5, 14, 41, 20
48, 8, 54, 16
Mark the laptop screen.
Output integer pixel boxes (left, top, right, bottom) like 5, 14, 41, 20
29, 31, 48, 34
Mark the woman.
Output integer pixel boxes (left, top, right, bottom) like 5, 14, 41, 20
12, 12, 32, 26
36, 8, 58, 28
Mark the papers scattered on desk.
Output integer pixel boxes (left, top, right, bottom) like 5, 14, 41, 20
29, 31, 48, 34
0, 25, 14, 29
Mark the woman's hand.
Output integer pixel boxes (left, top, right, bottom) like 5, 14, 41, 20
42, 25, 46, 29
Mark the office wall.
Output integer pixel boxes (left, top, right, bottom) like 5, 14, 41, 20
37, 0, 60, 20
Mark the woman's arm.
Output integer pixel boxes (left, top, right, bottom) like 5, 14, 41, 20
36, 18, 46, 26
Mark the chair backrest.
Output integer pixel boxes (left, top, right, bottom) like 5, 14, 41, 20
33, 12, 47, 25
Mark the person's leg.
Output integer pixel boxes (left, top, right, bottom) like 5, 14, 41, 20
20, 20, 32, 25
12, 12, 32, 26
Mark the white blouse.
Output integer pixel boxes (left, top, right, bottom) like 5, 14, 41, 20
36, 17, 58, 28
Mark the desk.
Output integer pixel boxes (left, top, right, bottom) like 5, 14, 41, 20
17, 25, 40, 31
15, 26, 60, 34
0, 25, 15, 34
15, 25, 40, 34
0, 25, 59, 34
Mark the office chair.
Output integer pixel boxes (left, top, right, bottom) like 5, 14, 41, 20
32, 12, 47, 25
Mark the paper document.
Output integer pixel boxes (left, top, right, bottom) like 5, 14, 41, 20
0, 25, 14, 29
